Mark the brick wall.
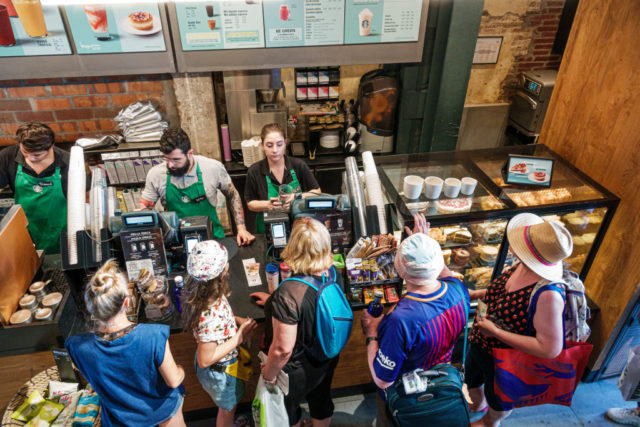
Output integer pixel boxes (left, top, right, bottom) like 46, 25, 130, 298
517, 0, 564, 73
466, 0, 566, 104
0, 74, 173, 146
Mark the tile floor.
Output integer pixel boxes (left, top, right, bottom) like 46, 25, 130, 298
187, 377, 636, 426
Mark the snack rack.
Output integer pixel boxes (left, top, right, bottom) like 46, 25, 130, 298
343, 233, 403, 309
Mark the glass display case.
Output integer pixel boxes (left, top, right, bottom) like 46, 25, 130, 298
376, 145, 619, 289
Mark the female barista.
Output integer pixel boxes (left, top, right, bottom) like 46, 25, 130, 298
244, 123, 321, 234
0, 123, 74, 254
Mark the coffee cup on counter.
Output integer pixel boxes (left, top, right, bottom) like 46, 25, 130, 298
403, 175, 423, 200
424, 176, 443, 199
460, 177, 478, 196
34, 307, 53, 322
10, 309, 32, 325
443, 178, 462, 198
42, 292, 63, 311
19, 294, 38, 312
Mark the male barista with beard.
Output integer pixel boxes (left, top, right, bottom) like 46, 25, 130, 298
139, 127, 255, 246
0, 122, 73, 254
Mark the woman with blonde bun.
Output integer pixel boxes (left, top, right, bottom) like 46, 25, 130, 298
65, 259, 186, 427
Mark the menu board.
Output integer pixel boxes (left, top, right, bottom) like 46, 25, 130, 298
65, 3, 166, 54
176, 1, 265, 51
263, 0, 344, 47
344, 0, 422, 44
0, 3, 72, 57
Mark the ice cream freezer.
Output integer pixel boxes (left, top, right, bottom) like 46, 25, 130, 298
373, 144, 620, 289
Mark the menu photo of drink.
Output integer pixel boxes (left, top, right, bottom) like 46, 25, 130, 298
344, 0, 422, 45
64, 3, 166, 54
0, 0, 72, 57
176, 1, 265, 51
263, 0, 344, 47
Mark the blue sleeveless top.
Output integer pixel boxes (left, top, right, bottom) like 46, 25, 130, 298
65, 324, 184, 427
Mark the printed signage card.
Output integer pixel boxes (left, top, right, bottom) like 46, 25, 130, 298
503, 155, 555, 188
0, 1, 72, 57
344, 0, 422, 44
263, 0, 344, 47
176, 1, 265, 50
65, 3, 166, 54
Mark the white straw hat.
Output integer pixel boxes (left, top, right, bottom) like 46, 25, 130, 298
506, 213, 573, 281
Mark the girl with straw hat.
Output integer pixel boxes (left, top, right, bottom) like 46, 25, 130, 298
465, 213, 574, 427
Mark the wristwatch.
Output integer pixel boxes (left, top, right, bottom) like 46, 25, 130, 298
366, 336, 378, 346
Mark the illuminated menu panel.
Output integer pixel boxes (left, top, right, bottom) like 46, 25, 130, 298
65, 3, 166, 54
0, 5, 71, 57
176, 1, 265, 50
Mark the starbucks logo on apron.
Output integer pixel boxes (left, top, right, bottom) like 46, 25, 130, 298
32, 184, 43, 193
181, 195, 191, 203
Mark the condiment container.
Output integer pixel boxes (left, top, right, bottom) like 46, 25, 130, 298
19, 294, 38, 311
266, 263, 280, 294
29, 281, 47, 301
10, 309, 32, 325
280, 262, 292, 280
34, 307, 53, 321
41, 292, 63, 310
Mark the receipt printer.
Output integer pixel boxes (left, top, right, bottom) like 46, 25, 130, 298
291, 194, 352, 248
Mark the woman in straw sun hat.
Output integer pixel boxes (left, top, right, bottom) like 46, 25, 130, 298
465, 213, 574, 427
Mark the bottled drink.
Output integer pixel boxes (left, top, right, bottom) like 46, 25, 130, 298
367, 290, 384, 317
174, 276, 184, 314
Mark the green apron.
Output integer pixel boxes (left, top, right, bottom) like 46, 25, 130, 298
165, 163, 225, 238
14, 164, 67, 254
255, 168, 300, 234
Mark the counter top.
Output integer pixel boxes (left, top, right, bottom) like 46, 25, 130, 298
65, 234, 272, 339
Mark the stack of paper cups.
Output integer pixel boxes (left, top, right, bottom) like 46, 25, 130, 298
221, 124, 232, 162
361, 151, 387, 234
67, 146, 86, 265
90, 166, 107, 262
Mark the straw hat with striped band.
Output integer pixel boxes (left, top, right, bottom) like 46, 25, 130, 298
506, 213, 573, 281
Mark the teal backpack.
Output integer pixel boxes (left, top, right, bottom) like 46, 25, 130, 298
280, 266, 354, 360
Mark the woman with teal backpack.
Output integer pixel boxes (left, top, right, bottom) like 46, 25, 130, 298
261, 217, 351, 426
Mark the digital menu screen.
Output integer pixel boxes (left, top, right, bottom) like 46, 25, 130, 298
65, 3, 166, 54
0, 4, 72, 57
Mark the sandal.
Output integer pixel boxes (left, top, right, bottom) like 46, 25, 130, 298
233, 414, 250, 427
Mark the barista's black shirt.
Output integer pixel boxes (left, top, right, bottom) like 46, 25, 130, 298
0, 145, 72, 197
264, 273, 344, 367
244, 155, 320, 203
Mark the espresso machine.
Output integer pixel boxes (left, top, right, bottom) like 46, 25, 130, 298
223, 69, 288, 150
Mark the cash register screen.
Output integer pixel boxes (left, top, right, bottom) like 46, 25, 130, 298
186, 236, 200, 254
272, 223, 285, 239
307, 199, 335, 209
124, 214, 155, 226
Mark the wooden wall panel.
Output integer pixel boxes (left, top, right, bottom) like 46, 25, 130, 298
539, 0, 640, 364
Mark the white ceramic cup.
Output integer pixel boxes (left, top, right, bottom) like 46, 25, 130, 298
460, 177, 478, 196
424, 176, 444, 199
403, 175, 423, 200
443, 177, 462, 198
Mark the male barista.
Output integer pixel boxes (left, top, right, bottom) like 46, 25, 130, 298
139, 127, 255, 246
0, 122, 69, 253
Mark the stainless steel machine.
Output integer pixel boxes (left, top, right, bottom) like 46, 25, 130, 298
223, 70, 288, 150
509, 69, 558, 137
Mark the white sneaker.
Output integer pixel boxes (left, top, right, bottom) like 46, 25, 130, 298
606, 407, 640, 426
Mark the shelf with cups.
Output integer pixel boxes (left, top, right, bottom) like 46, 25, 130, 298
372, 144, 619, 284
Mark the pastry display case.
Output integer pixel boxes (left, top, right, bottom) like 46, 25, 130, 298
375, 144, 619, 290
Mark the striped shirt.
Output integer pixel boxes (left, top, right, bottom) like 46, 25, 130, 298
373, 277, 469, 383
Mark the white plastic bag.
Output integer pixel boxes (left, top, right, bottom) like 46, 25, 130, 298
619, 346, 640, 401
252, 376, 288, 427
